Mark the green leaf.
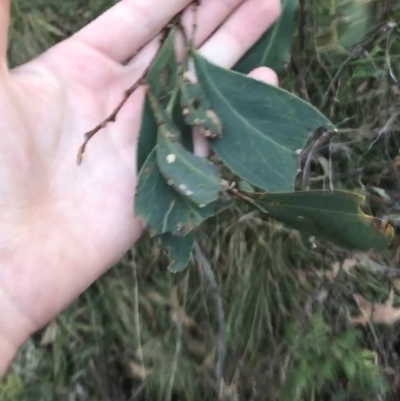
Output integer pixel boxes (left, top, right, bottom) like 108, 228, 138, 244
172, 89, 194, 152
158, 232, 194, 273
180, 79, 222, 139
337, 0, 373, 49
137, 27, 178, 172
157, 125, 223, 205
147, 91, 223, 206
147, 27, 178, 102
137, 95, 158, 172
135, 149, 231, 236
234, 0, 298, 74
255, 190, 394, 251
193, 53, 335, 192
238, 181, 255, 193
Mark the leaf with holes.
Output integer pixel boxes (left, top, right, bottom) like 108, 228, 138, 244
147, 91, 223, 206
255, 190, 394, 251
158, 232, 194, 273
234, 0, 297, 74
193, 53, 335, 192
180, 79, 222, 139
135, 149, 231, 236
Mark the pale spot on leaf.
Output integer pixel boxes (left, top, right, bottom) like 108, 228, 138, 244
166, 154, 176, 164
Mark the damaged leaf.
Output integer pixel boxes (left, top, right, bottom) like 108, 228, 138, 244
255, 190, 393, 251
147, 91, 223, 206
135, 149, 231, 236
180, 79, 222, 139
158, 232, 194, 273
147, 27, 178, 102
171, 89, 194, 152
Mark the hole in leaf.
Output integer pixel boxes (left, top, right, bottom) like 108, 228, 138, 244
159, 66, 171, 89
192, 98, 200, 109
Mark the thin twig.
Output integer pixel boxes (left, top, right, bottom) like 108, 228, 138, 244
193, 240, 225, 392
301, 129, 332, 190
76, 15, 185, 165
320, 22, 395, 110
319, 49, 359, 110
325, 141, 334, 191
228, 187, 257, 203
296, 0, 310, 102
77, 71, 150, 165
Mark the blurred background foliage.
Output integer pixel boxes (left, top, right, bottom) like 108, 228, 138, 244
2, 0, 400, 400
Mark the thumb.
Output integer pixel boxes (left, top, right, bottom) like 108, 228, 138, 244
247, 67, 279, 87
0, 0, 10, 68
193, 66, 279, 157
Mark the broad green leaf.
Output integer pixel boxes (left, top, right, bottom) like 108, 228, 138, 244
255, 190, 394, 251
137, 95, 157, 172
137, 27, 178, 172
135, 149, 231, 236
158, 232, 194, 273
180, 79, 222, 139
194, 54, 335, 192
234, 0, 297, 74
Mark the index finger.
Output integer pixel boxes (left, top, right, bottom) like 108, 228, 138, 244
73, 0, 191, 63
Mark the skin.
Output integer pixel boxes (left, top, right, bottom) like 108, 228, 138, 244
0, 0, 280, 375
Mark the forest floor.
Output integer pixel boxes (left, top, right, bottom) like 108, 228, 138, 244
2, 1, 400, 400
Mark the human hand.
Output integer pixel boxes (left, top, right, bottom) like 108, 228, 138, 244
0, 0, 280, 373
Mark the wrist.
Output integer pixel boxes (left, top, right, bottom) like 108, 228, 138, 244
0, 276, 35, 378
0, 200, 144, 376
0, 328, 21, 378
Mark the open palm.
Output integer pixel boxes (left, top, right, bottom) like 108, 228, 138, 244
0, 0, 280, 364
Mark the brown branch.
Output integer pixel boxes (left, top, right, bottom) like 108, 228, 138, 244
228, 187, 255, 203
76, 9, 191, 165
77, 68, 150, 165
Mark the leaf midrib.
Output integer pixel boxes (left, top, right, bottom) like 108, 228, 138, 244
261, 203, 366, 219
200, 62, 295, 156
